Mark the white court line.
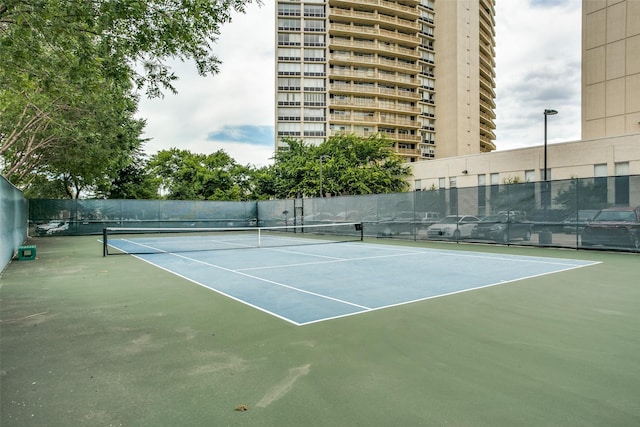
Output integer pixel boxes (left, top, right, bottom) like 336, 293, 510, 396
120, 241, 372, 312
118, 237, 258, 252
109, 238, 601, 326
261, 246, 347, 261
237, 251, 424, 272
297, 261, 600, 326
124, 254, 306, 326
118, 239, 168, 253
172, 254, 370, 310
424, 250, 601, 267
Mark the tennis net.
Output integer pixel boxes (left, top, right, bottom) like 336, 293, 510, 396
102, 222, 364, 256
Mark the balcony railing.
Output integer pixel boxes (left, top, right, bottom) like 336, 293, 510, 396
329, 38, 418, 59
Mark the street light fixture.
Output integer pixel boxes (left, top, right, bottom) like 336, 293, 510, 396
319, 155, 330, 198
541, 109, 558, 246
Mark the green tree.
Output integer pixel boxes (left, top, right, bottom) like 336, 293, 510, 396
272, 134, 411, 198
0, 0, 257, 97
1, 0, 257, 194
148, 148, 256, 201
248, 165, 279, 200
95, 150, 161, 200
554, 178, 609, 214
489, 181, 536, 215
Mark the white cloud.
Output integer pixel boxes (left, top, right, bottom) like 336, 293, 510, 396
137, 1, 275, 163
494, 0, 582, 149
137, 0, 583, 165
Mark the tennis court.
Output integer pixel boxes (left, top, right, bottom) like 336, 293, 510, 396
2, 234, 639, 426
104, 228, 599, 325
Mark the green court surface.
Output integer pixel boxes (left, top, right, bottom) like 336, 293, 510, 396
1, 236, 639, 426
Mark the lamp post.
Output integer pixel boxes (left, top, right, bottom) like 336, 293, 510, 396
543, 109, 558, 181
319, 155, 330, 198
541, 109, 558, 246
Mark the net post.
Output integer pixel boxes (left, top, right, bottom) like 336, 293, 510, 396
103, 228, 108, 256
355, 222, 363, 241
258, 228, 262, 248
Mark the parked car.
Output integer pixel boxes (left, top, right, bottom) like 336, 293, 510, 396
528, 209, 567, 232
426, 215, 480, 240
562, 210, 599, 234
471, 212, 532, 243
581, 206, 640, 250
417, 211, 442, 228
376, 211, 419, 236
35, 221, 68, 236
47, 221, 69, 235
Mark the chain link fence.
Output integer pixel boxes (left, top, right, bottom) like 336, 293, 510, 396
27, 175, 640, 252
1, 175, 28, 270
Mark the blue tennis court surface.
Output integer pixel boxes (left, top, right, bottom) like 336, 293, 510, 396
107, 236, 599, 326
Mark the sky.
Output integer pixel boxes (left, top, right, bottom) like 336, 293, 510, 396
136, 0, 582, 168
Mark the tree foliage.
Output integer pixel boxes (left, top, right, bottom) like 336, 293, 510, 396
94, 149, 161, 200
272, 134, 411, 198
554, 178, 609, 214
0, 0, 257, 194
148, 148, 257, 201
144, 135, 411, 201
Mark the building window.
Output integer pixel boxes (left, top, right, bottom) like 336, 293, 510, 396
277, 77, 301, 90
490, 173, 500, 211
304, 107, 324, 118
304, 34, 325, 46
278, 33, 301, 46
594, 163, 607, 177
277, 107, 301, 120
277, 122, 301, 136
303, 63, 325, 75
304, 92, 326, 106
477, 174, 487, 216
303, 48, 325, 61
278, 3, 301, 16
278, 18, 301, 31
277, 47, 301, 60
615, 162, 630, 206
277, 92, 301, 105
277, 62, 301, 75
615, 162, 629, 176
303, 78, 325, 91
304, 4, 324, 17
304, 19, 325, 32
593, 163, 608, 206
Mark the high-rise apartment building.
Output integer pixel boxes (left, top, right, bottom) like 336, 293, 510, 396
275, 0, 497, 162
582, 0, 640, 139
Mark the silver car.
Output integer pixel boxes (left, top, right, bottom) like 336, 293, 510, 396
426, 215, 480, 240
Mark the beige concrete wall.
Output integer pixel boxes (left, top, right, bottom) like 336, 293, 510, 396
409, 133, 640, 190
582, 0, 640, 138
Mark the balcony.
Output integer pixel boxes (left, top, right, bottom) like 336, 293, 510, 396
377, 14, 420, 33
480, 135, 496, 152
329, 38, 419, 60
480, 100, 496, 116
328, 68, 419, 87
479, 77, 495, 97
329, 0, 418, 20
329, 53, 418, 73
330, 8, 377, 24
